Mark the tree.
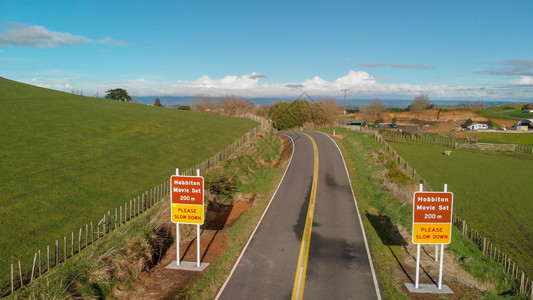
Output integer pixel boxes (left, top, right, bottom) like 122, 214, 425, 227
217, 95, 254, 115
153, 98, 163, 107
362, 98, 386, 123
462, 118, 473, 128
105, 88, 131, 102
521, 103, 533, 110
268, 99, 333, 130
408, 94, 431, 116
192, 95, 214, 112
316, 98, 341, 125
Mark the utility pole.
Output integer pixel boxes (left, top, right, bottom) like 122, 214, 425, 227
341, 89, 350, 125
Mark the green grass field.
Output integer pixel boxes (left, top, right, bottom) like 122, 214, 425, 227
387, 140, 533, 278
478, 133, 533, 145
9, 130, 285, 299
0, 77, 257, 282
477, 104, 529, 120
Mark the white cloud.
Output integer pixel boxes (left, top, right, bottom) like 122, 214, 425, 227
20, 70, 533, 100
0, 22, 130, 48
518, 76, 533, 84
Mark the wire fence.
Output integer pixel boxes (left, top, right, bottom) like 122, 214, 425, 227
372, 131, 532, 297
4, 114, 271, 297
379, 129, 533, 154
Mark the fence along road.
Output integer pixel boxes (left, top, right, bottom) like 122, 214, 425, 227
217, 131, 380, 299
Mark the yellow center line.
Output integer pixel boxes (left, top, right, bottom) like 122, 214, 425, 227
292, 133, 319, 300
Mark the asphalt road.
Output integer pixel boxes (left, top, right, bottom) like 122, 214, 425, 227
217, 131, 380, 300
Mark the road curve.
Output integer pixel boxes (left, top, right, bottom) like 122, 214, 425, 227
217, 131, 380, 299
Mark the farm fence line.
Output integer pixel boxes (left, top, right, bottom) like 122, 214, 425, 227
379, 129, 533, 154
372, 131, 533, 297
4, 114, 271, 297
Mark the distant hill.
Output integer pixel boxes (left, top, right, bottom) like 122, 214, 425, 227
0, 77, 257, 287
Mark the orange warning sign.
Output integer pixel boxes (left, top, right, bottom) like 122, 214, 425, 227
413, 223, 452, 244
171, 204, 204, 224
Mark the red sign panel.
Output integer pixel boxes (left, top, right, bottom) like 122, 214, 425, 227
413, 192, 453, 223
170, 175, 204, 205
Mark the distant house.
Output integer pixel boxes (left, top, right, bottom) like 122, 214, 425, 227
467, 124, 489, 130
517, 119, 533, 129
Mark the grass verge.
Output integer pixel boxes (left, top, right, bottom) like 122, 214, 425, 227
316, 127, 526, 299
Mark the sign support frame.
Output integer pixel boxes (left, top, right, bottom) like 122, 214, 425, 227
410, 183, 453, 294
166, 168, 208, 271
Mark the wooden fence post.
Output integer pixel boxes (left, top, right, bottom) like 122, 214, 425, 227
71, 232, 74, 256
91, 222, 94, 244
38, 250, 41, 276
47, 245, 50, 272
11, 263, 13, 293
31, 253, 37, 282
521, 272, 525, 294
55, 240, 59, 266
64, 237, 67, 262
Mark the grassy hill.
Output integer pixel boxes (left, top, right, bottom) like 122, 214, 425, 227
477, 103, 528, 120
0, 77, 257, 283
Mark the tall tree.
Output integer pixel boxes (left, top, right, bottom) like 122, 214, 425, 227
408, 94, 431, 116
192, 95, 214, 112
316, 98, 341, 125
105, 88, 132, 102
217, 95, 254, 115
154, 98, 163, 107
362, 98, 386, 123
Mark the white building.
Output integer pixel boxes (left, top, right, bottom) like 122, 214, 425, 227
467, 124, 489, 130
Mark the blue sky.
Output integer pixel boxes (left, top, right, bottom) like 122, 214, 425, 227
1, 0, 532, 101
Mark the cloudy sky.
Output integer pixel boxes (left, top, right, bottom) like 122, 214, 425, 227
1, 0, 532, 101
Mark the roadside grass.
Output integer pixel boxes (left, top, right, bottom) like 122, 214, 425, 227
387, 139, 533, 279
9, 198, 171, 299
317, 128, 524, 298
182, 130, 287, 299
477, 104, 525, 120
478, 133, 533, 145
447, 227, 525, 297
0, 77, 257, 286
7, 129, 287, 299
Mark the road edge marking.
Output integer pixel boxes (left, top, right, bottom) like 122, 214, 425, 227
291, 133, 319, 300
318, 131, 382, 300
215, 133, 296, 300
